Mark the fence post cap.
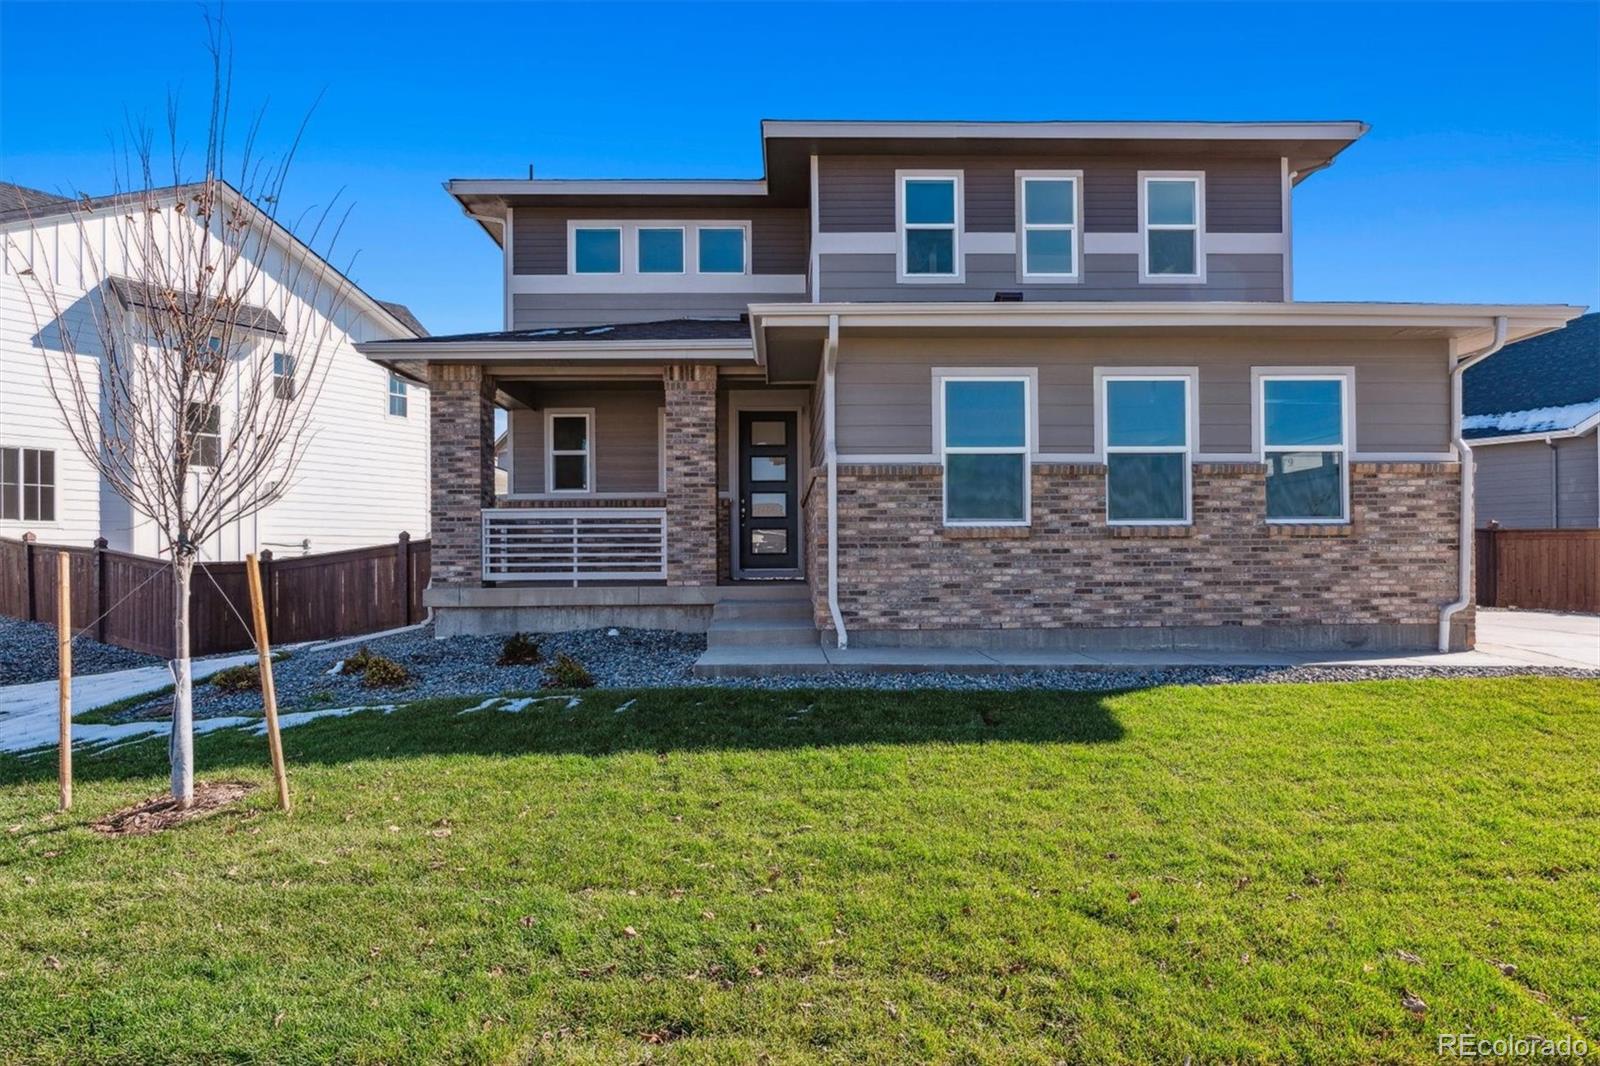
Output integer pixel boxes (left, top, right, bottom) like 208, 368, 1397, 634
398, 530, 411, 543
21, 531, 36, 543
1486, 520, 1501, 530
94, 537, 109, 549
260, 548, 273, 562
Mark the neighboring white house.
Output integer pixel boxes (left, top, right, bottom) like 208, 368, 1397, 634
0, 181, 432, 559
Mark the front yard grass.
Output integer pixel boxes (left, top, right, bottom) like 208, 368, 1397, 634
1, 678, 1596, 1064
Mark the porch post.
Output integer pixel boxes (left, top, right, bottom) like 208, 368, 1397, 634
427, 363, 496, 587
662, 363, 719, 586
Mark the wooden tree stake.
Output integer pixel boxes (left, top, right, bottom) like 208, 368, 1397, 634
245, 553, 291, 812
57, 553, 72, 811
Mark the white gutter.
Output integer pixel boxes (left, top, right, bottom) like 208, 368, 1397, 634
1439, 315, 1509, 652
823, 313, 847, 649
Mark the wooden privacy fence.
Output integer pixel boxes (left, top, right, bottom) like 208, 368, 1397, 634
1476, 526, 1600, 613
1, 533, 430, 657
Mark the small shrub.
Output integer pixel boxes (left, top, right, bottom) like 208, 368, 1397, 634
343, 646, 379, 675
543, 652, 595, 690
306, 690, 336, 706
209, 664, 261, 693
498, 632, 543, 667
360, 655, 411, 689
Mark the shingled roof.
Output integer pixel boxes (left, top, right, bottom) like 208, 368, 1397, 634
1464, 312, 1600, 438
0, 182, 72, 221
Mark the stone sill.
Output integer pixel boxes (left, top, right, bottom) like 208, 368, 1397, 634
1267, 523, 1354, 538
1109, 525, 1193, 539
942, 525, 1032, 541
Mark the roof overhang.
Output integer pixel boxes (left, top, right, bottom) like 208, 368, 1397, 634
356, 336, 757, 378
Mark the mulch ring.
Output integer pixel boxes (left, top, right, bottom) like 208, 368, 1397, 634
91, 780, 257, 837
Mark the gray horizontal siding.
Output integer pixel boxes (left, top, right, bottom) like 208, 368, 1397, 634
509, 387, 663, 495
833, 336, 1450, 456
512, 206, 807, 275
817, 154, 1281, 234
1474, 432, 1599, 528
511, 292, 799, 330
819, 252, 1284, 302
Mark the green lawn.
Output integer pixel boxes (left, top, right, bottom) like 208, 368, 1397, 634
2, 679, 1596, 1064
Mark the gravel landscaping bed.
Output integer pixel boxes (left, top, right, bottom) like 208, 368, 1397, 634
0, 614, 163, 686
80, 619, 1596, 724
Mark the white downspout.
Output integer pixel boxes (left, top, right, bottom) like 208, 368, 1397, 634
824, 313, 847, 649
1439, 315, 1508, 651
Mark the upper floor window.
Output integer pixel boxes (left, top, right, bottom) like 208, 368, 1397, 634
1258, 373, 1350, 523
637, 227, 685, 274
1140, 173, 1204, 281
697, 226, 747, 274
388, 373, 409, 418
1018, 173, 1081, 280
184, 403, 221, 468
573, 227, 623, 274
939, 374, 1029, 525
1, 446, 55, 522
273, 352, 296, 401
1100, 374, 1193, 525
898, 172, 962, 281
546, 410, 593, 493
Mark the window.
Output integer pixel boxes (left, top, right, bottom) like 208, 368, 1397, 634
939, 376, 1029, 525
697, 226, 746, 274
1140, 173, 1203, 280
573, 227, 622, 274
898, 173, 961, 280
1101, 375, 1192, 525
546, 410, 592, 493
388, 373, 408, 417
1, 447, 55, 522
197, 335, 227, 375
184, 403, 221, 468
1018, 173, 1080, 279
637, 227, 684, 274
1259, 374, 1350, 523
273, 352, 295, 401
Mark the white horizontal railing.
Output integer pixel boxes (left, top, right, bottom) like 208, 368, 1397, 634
482, 507, 667, 583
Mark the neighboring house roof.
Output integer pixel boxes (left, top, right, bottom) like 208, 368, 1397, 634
0, 182, 72, 220
1464, 312, 1600, 439
377, 300, 429, 338
374, 317, 750, 346
105, 274, 287, 336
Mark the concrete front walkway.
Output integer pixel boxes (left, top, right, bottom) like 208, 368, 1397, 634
694, 608, 1599, 676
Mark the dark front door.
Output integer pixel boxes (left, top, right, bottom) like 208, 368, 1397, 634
738, 411, 799, 572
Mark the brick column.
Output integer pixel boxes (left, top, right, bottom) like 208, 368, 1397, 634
663, 364, 718, 586
428, 363, 495, 587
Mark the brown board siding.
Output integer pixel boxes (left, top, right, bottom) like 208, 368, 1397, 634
508, 386, 664, 495
512, 206, 808, 275
832, 335, 1450, 456
1474, 431, 1600, 529
818, 252, 1284, 302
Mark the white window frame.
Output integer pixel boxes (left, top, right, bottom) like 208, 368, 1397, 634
1016, 170, 1083, 281
569, 224, 624, 275
896, 170, 964, 283
272, 351, 295, 401
1139, 171, 1206, 283
635, 225, 687, 275
185, 402, 222, 469
387, 373, 409, 418
935, 370, 1034, 527
545, 408, 595, 495
1253, 367, 1354, 525
693, 224, 750, 275
1096, 369, 1197, 527
1, 445, 56, 524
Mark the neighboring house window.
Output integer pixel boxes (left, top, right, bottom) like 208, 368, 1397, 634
197, 335, 227, 374
388, 374, 408, 417
697, 226, 747, 274
1101, 375, 1193, 525
546, 410, 593, 493
898, 172, 961, 280
1140, 173, 1204, 280
1, 447, 55, 522
1018, 172, 1081, 279
1259, 374, 1350, 523
637, 227, 685, 274
939, 376, 1029, 525
185, 403, 221, 468
573, 227, 623, 274
273, 352, 295, 401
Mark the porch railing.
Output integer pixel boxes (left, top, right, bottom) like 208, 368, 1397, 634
481, 507, 668, 583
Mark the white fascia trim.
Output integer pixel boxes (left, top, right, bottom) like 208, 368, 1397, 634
357, 339, 755, 361
762, 120, 1371, 142
448, 179, 768, 197
511, 273, 805, 295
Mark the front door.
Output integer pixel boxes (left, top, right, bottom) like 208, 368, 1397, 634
737, 411, 799, 572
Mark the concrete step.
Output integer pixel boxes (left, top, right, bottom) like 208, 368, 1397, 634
711, 597, 814, 623
705, 617, 820, 648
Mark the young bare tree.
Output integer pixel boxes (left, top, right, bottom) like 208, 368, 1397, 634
5, 15, 353, 806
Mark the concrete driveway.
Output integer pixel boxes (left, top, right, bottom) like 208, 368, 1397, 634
1475, 609, 1600, 670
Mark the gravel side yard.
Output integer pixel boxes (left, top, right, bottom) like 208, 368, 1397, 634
0, 616, 163, 686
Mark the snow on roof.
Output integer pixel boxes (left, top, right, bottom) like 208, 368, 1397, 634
1462, 398, 1600, 439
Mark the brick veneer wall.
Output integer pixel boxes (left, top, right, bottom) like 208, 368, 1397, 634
807, 460, 1471, 648
663, 365, 719, 586
429, 363, 496, 586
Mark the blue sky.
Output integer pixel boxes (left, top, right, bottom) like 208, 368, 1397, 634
2, 1, 1597, 335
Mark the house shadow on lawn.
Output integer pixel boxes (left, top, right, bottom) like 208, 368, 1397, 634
1, 686, 1127, 788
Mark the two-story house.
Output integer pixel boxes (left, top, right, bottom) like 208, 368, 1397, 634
357, 120, 1583, 663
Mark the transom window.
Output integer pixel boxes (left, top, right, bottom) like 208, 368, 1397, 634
1018, 173, 1080, 279
388, 373, 409, 417
637, 227, 685, 274
546, 411, 593, 493
1101, 375, 1192, 525
899, 173, 961, 280
939, 376, 1029, 525
573, 227, 623, 274
272, 352, 295, 401
1260, 375, 1350, 523
1, 446, 55, 522
697, 227, 746, 274
1141, 174, 1203, 280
